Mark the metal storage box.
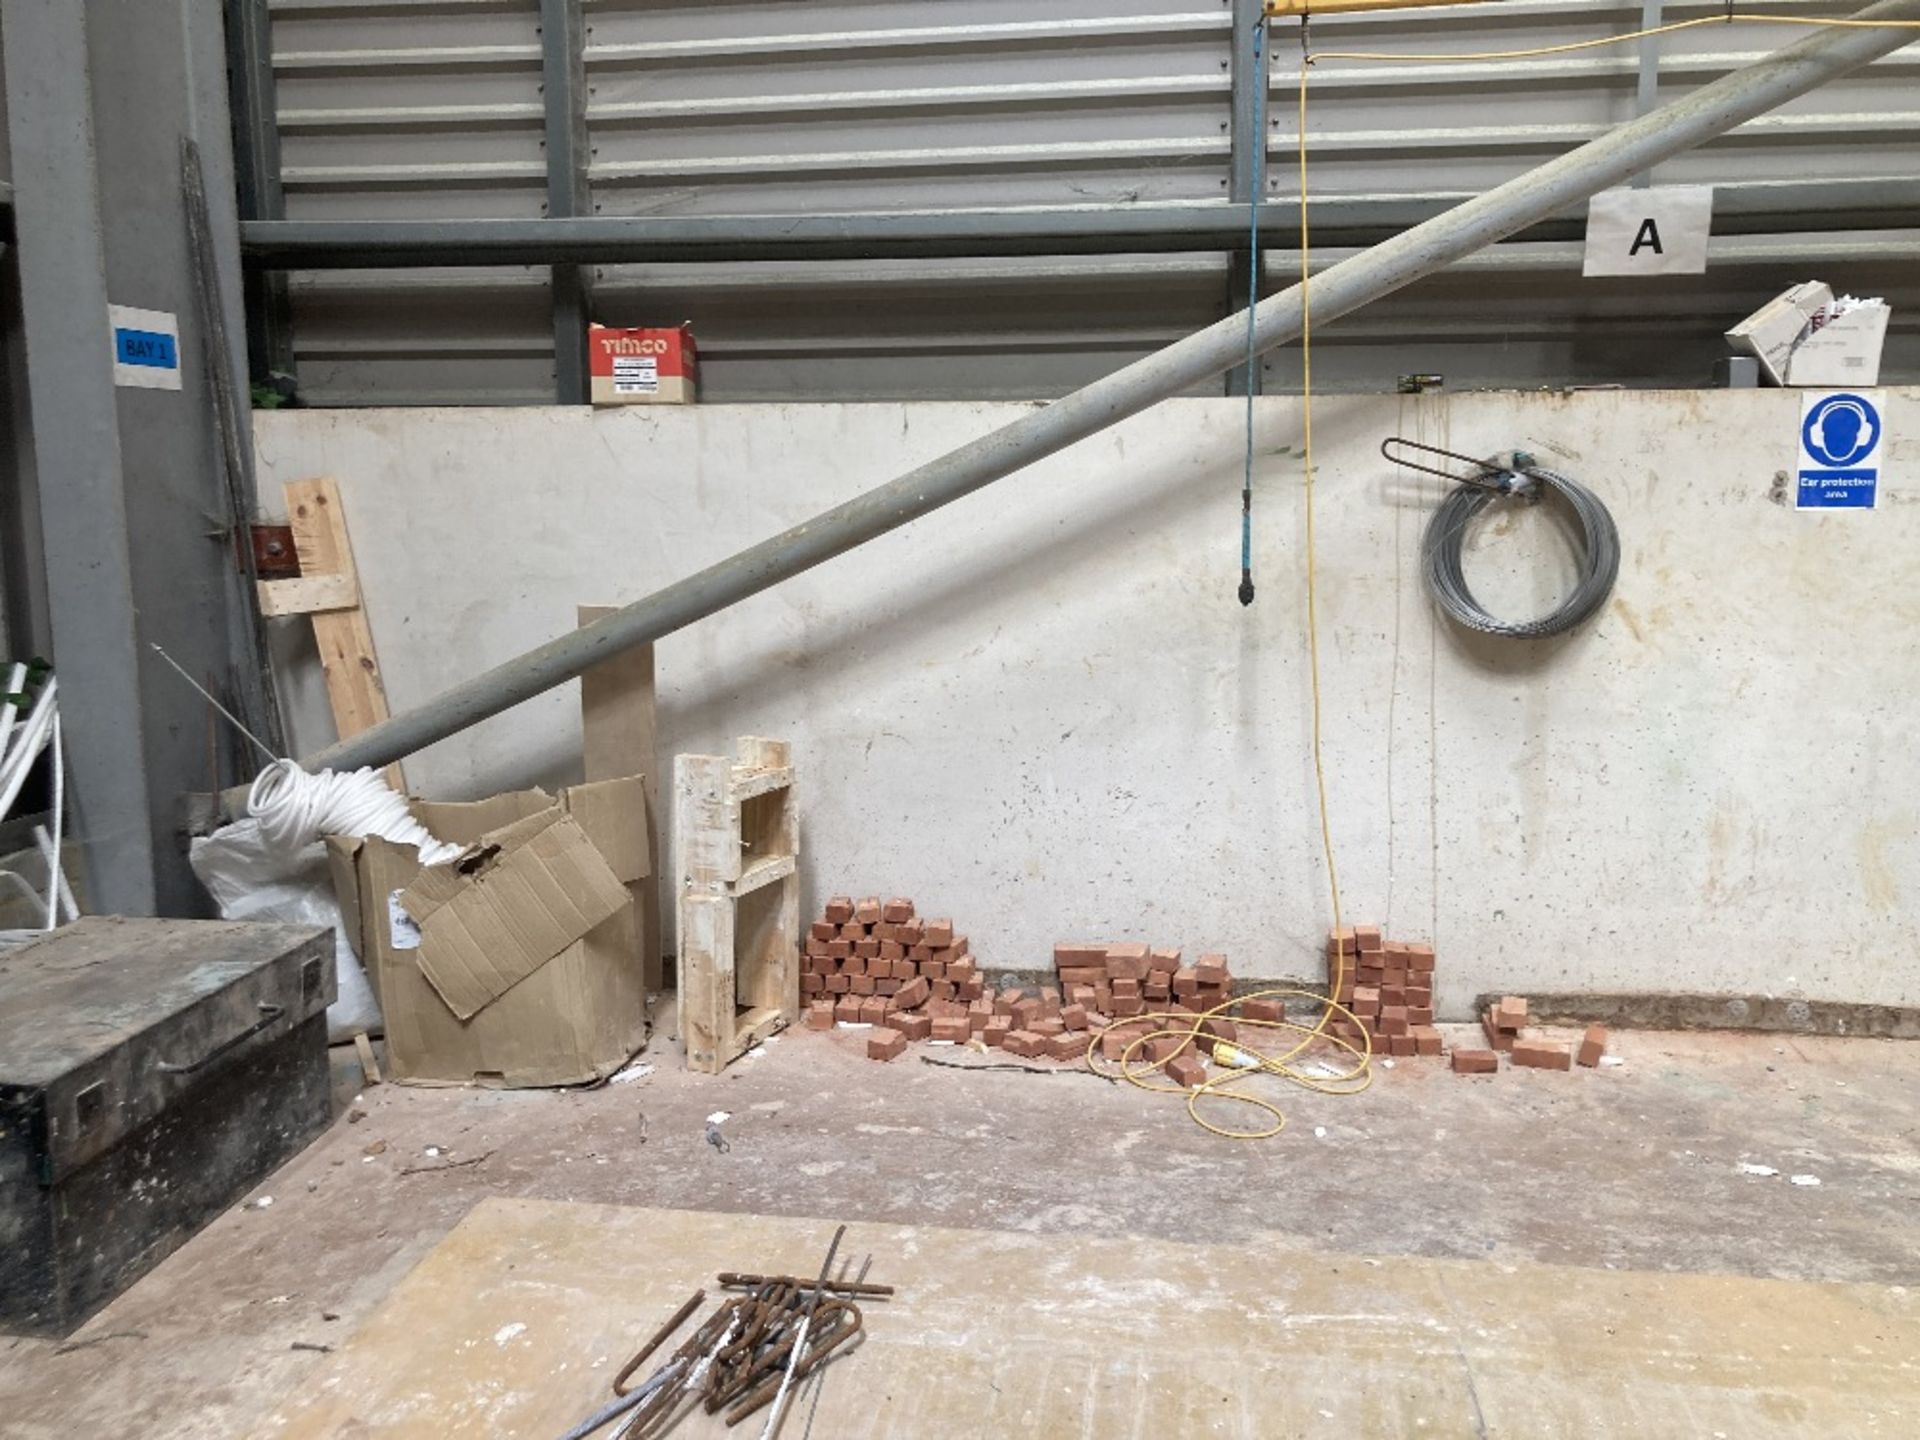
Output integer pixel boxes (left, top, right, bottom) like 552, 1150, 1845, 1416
0, 917, 335, 1336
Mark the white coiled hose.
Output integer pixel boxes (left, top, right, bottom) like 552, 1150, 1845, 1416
248, 759, 463, 865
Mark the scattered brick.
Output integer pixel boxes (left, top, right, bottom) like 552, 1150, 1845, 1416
1105, 942, 1149, 980
1164, 1053, 1208, 1089
1512, 1039, 1573, 1071
1451, 1048, 1498, 1074
1482, 1010, 1515, 1052
1240, 998, 1284, 1024
1577, 1024, 1609, 1068
868, 1029, 908, 1061
893, 1011, 933, 1041
930, 1015, 970, 1043
982, 1017, 1011, 1048
1100, 1028, 1139, 1061
1054, 942, 1108, 967
1495, 996, 1528, 1030
805, 1001, 835, 1031
1061, 1003, 1088, 1032
834, 996, 863, 1024
1004, 1029, 1044, 1058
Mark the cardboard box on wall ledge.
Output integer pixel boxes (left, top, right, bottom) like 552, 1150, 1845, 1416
589, 322, 697, 405
1725, 281, 1890, 386
325, 776, 652, 1087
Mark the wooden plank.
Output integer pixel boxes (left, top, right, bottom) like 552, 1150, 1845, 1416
283, 477, 404, 792
731, 853, 796, 899
255, 572, 357, 618
576, 605, 661, 992
733, 738, 798, 1021
676, 751, 738, 887
677, 894, 734, 1075
263, 1197, 1920, 1439
728, 766, 793, 802
352, 1031, 381, 1087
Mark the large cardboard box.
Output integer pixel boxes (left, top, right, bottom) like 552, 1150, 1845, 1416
326, 777, 650, 1086
1725, 281, 1830, 385
1785, 302, 1889, 387
1726, 283, 1891, 387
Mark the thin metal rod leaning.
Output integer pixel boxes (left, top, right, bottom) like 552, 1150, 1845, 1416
307, 0, 1920, 776
759, 1226, 846, 1440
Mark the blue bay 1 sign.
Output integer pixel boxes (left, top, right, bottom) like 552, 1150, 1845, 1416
1796, 391, 1884, 511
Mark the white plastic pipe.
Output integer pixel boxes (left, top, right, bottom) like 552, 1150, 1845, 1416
0, 677, 57, 821
0, 662, 26, 764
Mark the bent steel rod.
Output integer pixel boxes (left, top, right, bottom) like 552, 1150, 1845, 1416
310, 0, 1920, 774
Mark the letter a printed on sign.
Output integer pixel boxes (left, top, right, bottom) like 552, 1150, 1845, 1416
1582, 186, 1713, 277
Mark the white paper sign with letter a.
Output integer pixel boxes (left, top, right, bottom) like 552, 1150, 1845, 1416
1582, 185, 1713, 277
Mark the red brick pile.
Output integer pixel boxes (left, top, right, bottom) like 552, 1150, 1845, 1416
1056, 942, 1246, 1087
800, 895, 987, 1041
1323, 924, 1443, 1058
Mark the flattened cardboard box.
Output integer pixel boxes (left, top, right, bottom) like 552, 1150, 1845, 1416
326, 776, 650, 1087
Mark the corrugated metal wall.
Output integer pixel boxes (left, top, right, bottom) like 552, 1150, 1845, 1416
266, 0, 1920, 403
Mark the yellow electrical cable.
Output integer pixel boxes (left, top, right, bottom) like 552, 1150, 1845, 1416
1077, 57, 1367, 1143
1092, 7, 1920, 1139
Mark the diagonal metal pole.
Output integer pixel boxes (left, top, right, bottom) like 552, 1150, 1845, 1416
309, 0, 1920, 775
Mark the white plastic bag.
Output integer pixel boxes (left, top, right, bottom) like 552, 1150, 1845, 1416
190, 818, 381, 1042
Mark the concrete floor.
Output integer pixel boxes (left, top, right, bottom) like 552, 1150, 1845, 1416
3, 1018, 1918, 1438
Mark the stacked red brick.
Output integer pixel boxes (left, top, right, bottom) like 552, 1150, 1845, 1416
1325, 924, 1442, 1058
800, 896, 986, 1054
1055, 942, 1236, 1088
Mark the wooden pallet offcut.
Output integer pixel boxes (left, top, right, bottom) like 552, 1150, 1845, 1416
675, 737, 799, 1074
256, 476, 404, 792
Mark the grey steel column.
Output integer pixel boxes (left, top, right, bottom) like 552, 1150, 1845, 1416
541, 0, 592, 403
1633, 0, 1666, 187
310, 0, 1920, 776
1225, 0, 1271, 396
2, 0, 158, 912
225, 0, 296, 386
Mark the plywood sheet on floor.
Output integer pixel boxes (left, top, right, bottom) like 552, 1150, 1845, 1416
261, 1197, 1916, 1438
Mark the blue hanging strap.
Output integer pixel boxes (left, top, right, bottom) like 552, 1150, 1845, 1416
1238, 17, 1266, 608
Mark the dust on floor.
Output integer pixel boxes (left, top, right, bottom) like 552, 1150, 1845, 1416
2, 1021, 1916, 1438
